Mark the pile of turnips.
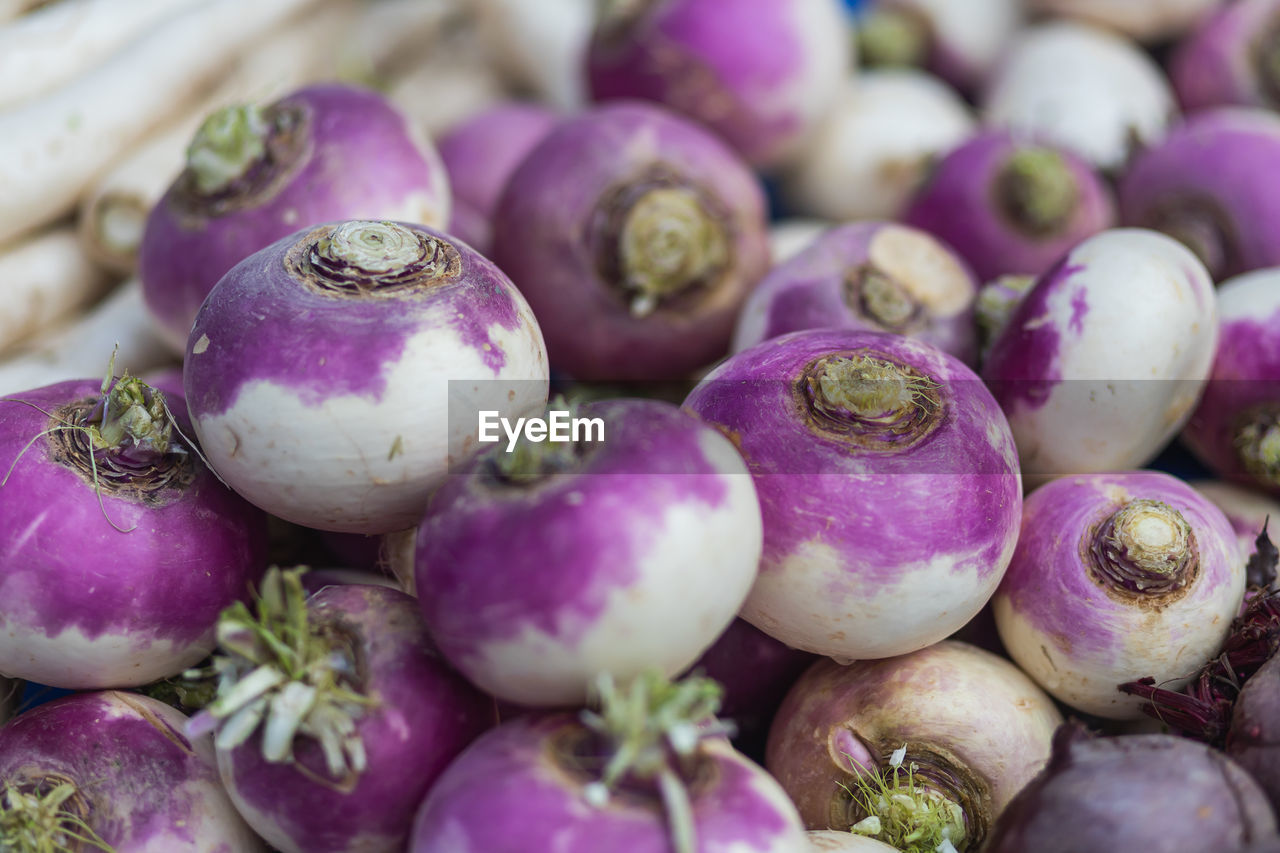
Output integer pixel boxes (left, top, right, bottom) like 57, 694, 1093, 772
8, 0, 1280, 851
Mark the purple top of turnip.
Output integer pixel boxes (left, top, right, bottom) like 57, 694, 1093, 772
1171, 0, 1280, 112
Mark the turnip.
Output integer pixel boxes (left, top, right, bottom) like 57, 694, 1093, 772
1228, 651, 1280, 816
0, 227, 114, 356
779, 70, 975, 222
683, 329, 1022, 660
189, 569, 491, 853
490, 101, 769, 381
585, 0, 852, 168
766, 641, 1061, 849
769, 219, 831, 263
140, 83, 451, 351
0, 371, 268, 688
981, 21, 1178, 172
183, 218, 548, 534
1182, 268, 1280, 493
973, 274, 1034, 365
0, 691, 266, 852
409, 671, 810, 852
1193, 480, 1280, 567
903, 131, 1116, 282
731, 222, 980, 366
981, 228, 1217, 478
414, 397, 762, 707
0, 0, 324, 247
473, 0, 593, 110
994, 471, 1244, 718
384, 25, 511, 138
1170, 0, 1280, 112
855, 0, 1023, 92
984, 724, 1278, 852
1028, 0, 1224, 43
435, 102, 560, 255
1119, 109, 1280, 280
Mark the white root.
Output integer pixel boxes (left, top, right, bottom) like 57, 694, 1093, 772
0, 279, 175, 398
0, 0, 326, 247
387, 22, 511, 138
0, 0, 208, 109
472, 0, 593, 110
0, 226, 115, 356
0, 0, 46, 25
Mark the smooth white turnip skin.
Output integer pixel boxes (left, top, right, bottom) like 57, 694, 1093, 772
183, 219, 548, 534
1028, 0, 1224, 43
807, 831, 899, 851
1182, 268, 1280, 494
732, 222, 980, 366
140, 83, 451, 352
769, 219, 831, 263
1119, 109, 1280, 280
866, 0, 1024, 92
435, 102, 561, 256
981, 22, 1178, 172
993, 471, 1244, 719
586, 0, 852, 168
409, 715, 809, 852
766, 642, 1062, 837
1191, 480, 1280, 566
215, 585, 492, 853
415, 398, 763, 707
780, 70, 975, 222
903, 131, 1117, 283
0, 379, 268, 688
981, 228, 1218, 478
1170, 0, 1280, 112
0, 691, 266, 852
490, 101, 770, 382
683, 329, 1023, 660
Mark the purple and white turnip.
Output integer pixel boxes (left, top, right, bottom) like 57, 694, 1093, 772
0, 372, 267, 688
490, 101, 770, 381
585, 0, 852, 168
981, 228, 1218, 478
731, 222, 980, 366
981, 21, 1178, 172
993, 471, 1244, 718
182, 218, 548, 534
0, 690, 266, 852
1192, 480, 1280, 567
1181, 267, 1280, 493
140, 82, 451, 351
1170, 0, 1280, 112
1228, 650, 1280, 817
1119, 108, 1280, 280
766, 641, 1062, 849
684, 328, 1022, 660
984, 724, 1278, 852
189, 569, 492, 853
903, 131, 1116, 283
409, 672, 809, 853
414, 397, 763, 707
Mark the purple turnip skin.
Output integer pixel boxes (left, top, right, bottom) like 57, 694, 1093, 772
903, 132, 1117, 283
981, 21, 1177, 173
0, 691, 265, 852
1119, 108, 1280, 281
140, 83, 451, 352
435, 101, 560, 255
1170, 0, 1280, 113
1228, 652, 1280, 817
489, 101, 770, 381
183, 218, 548, 534
985, 726, 1278, 853
765, 642, 1062, 845
857, 0, 1023, 93
414, 398, 763, 707
202, 580, 492, 853
585, 0, 852, 168
1182, 268, 1280, 494
993, 471, 1245, 719
731, 222, 980, 367
981, 229, 1217, 478
1192, 480, 1280, 567
409, 714, 809, 852
683, 329, 1023, 661
0, 377, 268, 688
